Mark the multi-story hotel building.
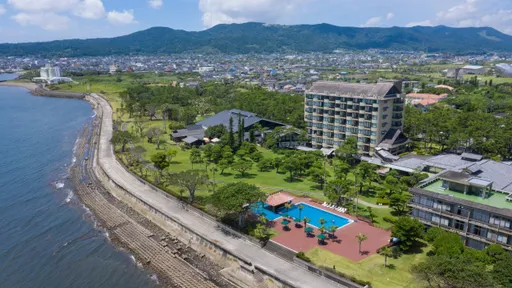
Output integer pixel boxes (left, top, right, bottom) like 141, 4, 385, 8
304, 81, 408, 156
409, 154, 512, 251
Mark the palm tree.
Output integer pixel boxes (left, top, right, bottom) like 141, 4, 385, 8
319, 218, 327, 234
328, 225, 338, 239
284, 202, 293, 218
379, 246, 393, 267
303, 217, 310, 232
356, 233, 368, 254
297, 204, 305, 221
258, 215, 269, 238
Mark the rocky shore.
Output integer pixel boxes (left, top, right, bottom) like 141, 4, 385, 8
70, 101, 232, 288
0, 81, 38, 91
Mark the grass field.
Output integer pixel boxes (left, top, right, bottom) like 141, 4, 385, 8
464, 75, 512, 85
306, 244, 430, 288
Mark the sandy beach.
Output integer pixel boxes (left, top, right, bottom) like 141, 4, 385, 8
0, 81, 38, 91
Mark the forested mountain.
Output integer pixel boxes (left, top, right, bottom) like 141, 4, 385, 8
1, 23, 512, 57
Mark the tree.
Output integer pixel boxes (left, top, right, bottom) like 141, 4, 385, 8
111, 130, 135, 152
356, 233, 367, 254
389, 190, 413, 216
169, 170, 208, 203
328, 225, 338, 239
367, 207, 374, 223
146, 103, 158, 120
166, 148, 177, 164
227, 116, 235, 149
336, 136, 358, 165
151, 152, 169, 174
231, 159, 253, 177
274, 157, 285, 173
379, 246, 393, 267
168, 121, 185, 131
257, 158, 274, 172
297, 204, 305, 221
218, 159, 231, 175
210, 182, 265, 227
355, 162, 377, 193
325, 177, 353, 206
433, 232, 464, 257
308, 166, 331, 190
204, 124, 228, 139
303, 217, 311, 231
189, 147, 203, 169
210, 165, 218, 193
411, 254, 496, 288
392, 217, 424, 251
145, 127, 164, 149
282, 157, 300, 182
284, 202, 293, 216
491, 253, 512, 287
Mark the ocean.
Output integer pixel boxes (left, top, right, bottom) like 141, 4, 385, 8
0, 74, 156, 287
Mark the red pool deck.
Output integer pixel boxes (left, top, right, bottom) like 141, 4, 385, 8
270, 193, 391, 262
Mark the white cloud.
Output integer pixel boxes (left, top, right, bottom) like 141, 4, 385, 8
386, 12, 394, 20
0, 4, 6, 15
149, 0, 163, 9
198, 0, 309, 27
361, 16, 382, 27
436, 0, 477, 22
107, 9, 137, 25
406, 20, 434, 27
12, 12, 70, 30
8, 0, 77, 12
74, 0, 105, 19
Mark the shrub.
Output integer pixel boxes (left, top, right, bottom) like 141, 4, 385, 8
296, 252, 311, 263
376, 198, 390, 205
383, 216, 397, 224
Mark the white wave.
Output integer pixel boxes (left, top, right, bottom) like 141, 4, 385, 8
91, 110, 97, 118
55, 181, 65, 189
150, 274, 159, 284
72, 156, 77, 164
64, 189, 73, 204
72, 137, 79, 154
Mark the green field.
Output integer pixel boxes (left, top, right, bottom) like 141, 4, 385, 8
306, 245, 430, 288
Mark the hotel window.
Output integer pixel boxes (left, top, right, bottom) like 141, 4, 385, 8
473, 225, 483, 236
440, 218, 449, 226
432, 214, 440, 224
497, 234, 508, 244
487, 231, 497, 241
454, 220, 465, 231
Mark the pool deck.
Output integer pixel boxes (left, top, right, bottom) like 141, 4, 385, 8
270, 193, 391, 262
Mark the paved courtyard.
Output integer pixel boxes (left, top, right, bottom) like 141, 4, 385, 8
269, 192, 391, 262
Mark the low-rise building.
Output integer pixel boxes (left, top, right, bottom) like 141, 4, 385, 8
409, 155, 512, 251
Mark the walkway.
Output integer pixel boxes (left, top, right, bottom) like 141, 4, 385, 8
90, 94, 345, 288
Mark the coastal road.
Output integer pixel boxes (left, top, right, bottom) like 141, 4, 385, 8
90, 93, 346, 288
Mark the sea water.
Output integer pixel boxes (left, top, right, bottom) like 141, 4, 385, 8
0, 74, 156, 287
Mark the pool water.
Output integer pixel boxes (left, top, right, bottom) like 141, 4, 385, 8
251, 202, 351, 230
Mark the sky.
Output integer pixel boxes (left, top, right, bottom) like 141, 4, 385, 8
0, 0, 512, 43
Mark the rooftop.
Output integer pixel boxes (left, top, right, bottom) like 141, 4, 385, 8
422, 180, 512, 210
306, 81, 400, 99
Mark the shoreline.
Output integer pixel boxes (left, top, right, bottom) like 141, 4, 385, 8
70, 100, 227, 287
0, 81, 38, 91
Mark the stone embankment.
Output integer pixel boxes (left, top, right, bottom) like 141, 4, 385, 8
72, 102, 229, 287
87, 91, 345, 288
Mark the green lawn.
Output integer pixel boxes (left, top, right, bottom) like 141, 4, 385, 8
306, 245, 430, 288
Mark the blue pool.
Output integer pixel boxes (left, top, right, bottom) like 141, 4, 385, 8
251, 202, 352, 230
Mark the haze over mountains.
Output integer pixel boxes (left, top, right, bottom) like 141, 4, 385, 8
1, 22, 511, 57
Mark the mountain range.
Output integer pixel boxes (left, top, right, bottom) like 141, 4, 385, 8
1, 22, 512, 57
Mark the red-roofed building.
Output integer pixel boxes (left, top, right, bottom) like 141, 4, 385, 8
265, 192, 293, 211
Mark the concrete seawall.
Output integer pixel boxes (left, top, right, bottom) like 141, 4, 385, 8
86, 93, 346, 288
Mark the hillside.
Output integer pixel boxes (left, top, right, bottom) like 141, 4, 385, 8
1, 23, 512, 57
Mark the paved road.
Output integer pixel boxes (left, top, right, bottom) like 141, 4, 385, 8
90, 94, 345, 288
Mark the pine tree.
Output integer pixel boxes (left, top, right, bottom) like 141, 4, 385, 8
228, 116, 235, 150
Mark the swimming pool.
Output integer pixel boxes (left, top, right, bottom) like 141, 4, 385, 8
251, 202, 352, 230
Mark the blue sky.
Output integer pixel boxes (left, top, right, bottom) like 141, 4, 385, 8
0, 0, 511, 43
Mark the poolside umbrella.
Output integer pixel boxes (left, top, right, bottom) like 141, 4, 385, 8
280, 219, 290, 225
317, 234, 327, 240
304, 227, 314, 233
281, 213, 289, 218
294, 218, 301, 223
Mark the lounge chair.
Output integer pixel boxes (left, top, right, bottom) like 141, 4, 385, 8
337, 207, 343, 212
322, 202, 327, 207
